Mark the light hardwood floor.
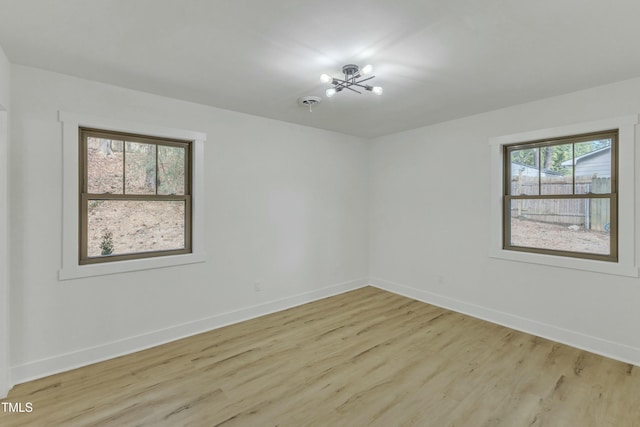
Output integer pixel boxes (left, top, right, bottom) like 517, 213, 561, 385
2, 286, 639, 426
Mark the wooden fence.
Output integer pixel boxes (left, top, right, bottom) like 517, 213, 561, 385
510, 176, 610, 231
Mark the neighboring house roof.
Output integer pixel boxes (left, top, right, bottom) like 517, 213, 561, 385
561, 146, 610, 166
510, 161, 564, 176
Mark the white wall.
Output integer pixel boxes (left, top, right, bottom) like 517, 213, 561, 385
0, 45, 8, 106
369, 76, 640, 365
8, 65, 370, 384
0, 43, 10, 398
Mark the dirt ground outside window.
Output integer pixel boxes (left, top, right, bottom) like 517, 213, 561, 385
510, 218, 610, 255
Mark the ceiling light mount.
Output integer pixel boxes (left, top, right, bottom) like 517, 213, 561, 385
321, 64, 383, 98
342, 64, 360, 76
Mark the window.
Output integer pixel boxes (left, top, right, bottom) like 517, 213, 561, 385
79, 128, 192, 264
59, 112, 206, 280
489, 115, 638, 277
503, 130, 617, 262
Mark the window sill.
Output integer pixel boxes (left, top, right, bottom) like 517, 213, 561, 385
489, 248, 638, 277
59, 252, 207, 280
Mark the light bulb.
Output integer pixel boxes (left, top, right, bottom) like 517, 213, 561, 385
320, 73, 333, 84
326, 87, 337, 98
361, 64, 373, 75
372, 86, 383, 95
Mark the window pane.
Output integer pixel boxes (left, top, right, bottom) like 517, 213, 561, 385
540, 144, 573, 195
508, 198, 610, 255
125, 142, 156, 195
87, 200, 185, 257
87, 137, 124, 194
510, 147, 539, 195
575, 139, 612, 194
158, 145, 186, 195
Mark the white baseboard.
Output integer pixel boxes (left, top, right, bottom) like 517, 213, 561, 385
370, 277, 640, 367
10, 278, 368, 387
14, 276, 637, 390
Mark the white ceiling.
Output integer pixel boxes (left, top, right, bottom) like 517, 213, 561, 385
2, 0, 640, 138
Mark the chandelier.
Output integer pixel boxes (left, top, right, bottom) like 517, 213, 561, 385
320, 64, 383, 98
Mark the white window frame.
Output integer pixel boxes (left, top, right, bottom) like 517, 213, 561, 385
489, 115, 638, 277
59, 111, 206, 280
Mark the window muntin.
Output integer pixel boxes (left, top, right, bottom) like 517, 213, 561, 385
80, 128, 192, 264
503, 130, 617, 262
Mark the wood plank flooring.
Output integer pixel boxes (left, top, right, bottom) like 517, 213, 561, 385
2, 286, 640, 426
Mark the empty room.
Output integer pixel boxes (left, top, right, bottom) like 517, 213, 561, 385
2, 1, 640, 425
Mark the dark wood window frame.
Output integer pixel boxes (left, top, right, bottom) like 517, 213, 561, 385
503, 130, 618, 262
79, 127, 193, 264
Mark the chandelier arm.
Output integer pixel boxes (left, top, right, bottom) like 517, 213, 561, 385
350, 82, 377, 90
344, 86, 362, 94
354, 75, 375, 84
